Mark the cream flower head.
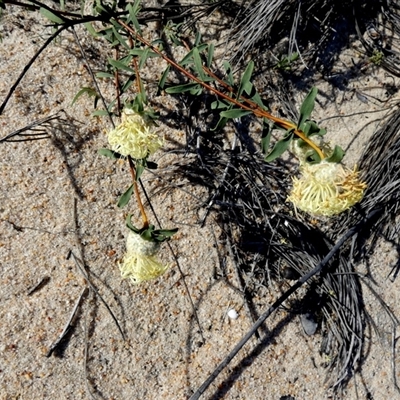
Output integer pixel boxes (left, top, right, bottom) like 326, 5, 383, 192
119, 230, 170, 284
107, 108, 163, 159
287, 161, 367, 217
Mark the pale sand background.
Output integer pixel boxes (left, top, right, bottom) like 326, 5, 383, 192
1, 3, 400, 400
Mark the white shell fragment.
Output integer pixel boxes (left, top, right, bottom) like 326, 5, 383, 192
227, 309, 239, 320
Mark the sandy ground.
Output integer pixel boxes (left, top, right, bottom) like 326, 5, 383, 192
1, 3, 400, 400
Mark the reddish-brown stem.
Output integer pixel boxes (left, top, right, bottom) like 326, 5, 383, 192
132, 57, 142, 95
116, 18, 325, 160
128, 156, 149, 229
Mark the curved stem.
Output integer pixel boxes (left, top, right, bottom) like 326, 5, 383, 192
128, 157, 149, 229
116, 18, 325, 160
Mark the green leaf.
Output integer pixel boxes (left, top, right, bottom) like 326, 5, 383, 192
40, 7, 65, 24
264, 130, 294, 162
125, 219, 178, 242
107, 98, 117, 112
142, 225, 178, 242
223, 61, 234, 87
71, 87, 98, 106
325, 145, 345, 163
136, 163, 145, 180
165, 83, 202, 94
140, 228, 153, 241
130, 0, 141, 14
127, 2, 142, 35
250, 91, 265, 109
152, 38, 164, 46
194, 31, 201, 47
98, 148, 124, 159
158, 65, 170, 90
192, 47, 206, 80
179, 44, 208, 66
84, 22, 99, 37
298, 87, 318, 129
302, 120, 326, 137
129, 48, 158, 58
118, 184, 134, 208
121, 76, 135, 92
190, 87, 203, 95
211, 115, 228, 131
238, 61, 254, 98
274, 52, 299, 71
108, 58, 134, 73
211, 100, 229, 110
96, 71, 114, 79
138, 47, 150, 69
152, 228, 179, 241
111, 25, 129, 49
134, 92, 147, 109
305, 150, 322, 164
243, 81, 255, 97
207, 43, 214, 68
261, 120, 272, 154
93, 0, 110, 16
220, 109, 252, 119
132, 95, 145, 113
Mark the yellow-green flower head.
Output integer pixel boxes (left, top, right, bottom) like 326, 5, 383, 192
107, 108, 163, 159
287, 161, 367, 217
119, 230, 170, 284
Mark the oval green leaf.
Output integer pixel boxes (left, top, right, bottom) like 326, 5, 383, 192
261, 122, 272, 154
264, 130, 294, 162
165, 83, 201, 94
220, 109, 252, 119
118, 184, 134, 208
238, 61, 254, 97
158, 65, 171, 90
98, 148, 124, 159
108, 58, 134, 73
298, 87, 318, 129
325, 145, 345, 163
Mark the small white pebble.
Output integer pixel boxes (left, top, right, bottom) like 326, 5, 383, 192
227, 309, 238, 320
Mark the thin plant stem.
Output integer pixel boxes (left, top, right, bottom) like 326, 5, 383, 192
132, 57, 142, 96
128, 156, 149, 229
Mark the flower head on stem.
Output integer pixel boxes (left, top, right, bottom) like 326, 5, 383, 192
287, 161, 367, 217
119, 230, 170, 284
107, 108, 163, 159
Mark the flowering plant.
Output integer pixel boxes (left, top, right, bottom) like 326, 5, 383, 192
107, 108, 163, 159
119, 229, 171, 284
99, 97, 178, 284
287, 162, 367, 217
279, 88, 367, 218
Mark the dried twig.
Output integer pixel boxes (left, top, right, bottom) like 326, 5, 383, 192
47, 287, 89, 357
190, 208, 379, 399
